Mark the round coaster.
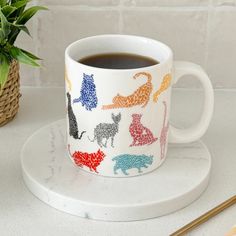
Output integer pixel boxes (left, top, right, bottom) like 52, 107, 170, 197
21, 119, 211, 221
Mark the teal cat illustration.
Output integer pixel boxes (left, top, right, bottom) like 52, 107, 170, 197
112, 154, 153, 175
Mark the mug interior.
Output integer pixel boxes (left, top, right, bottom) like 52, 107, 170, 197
66, 35, 172, 69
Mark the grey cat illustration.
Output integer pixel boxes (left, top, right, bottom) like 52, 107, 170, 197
88, 113, 121, 148
67, 92, 86, 140
112, 154, 153, 175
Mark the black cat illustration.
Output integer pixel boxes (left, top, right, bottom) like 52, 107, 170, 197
67, 92, 86, 139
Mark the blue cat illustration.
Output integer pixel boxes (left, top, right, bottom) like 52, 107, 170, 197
112, 154, 153, 175
73, 73, 98, 111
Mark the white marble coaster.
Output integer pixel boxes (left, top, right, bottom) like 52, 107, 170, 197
21, 119, 211, 221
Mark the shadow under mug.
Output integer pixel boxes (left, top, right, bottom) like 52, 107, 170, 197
65, 34, 214, 178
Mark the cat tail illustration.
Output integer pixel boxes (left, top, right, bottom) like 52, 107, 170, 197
88, 133, 96, 142
79, 131, 86, 139
102, 103, 120, 110
73, 97, 81, 104
153, 74, 172, 102
72, 130, 86, 140
162, 101, 167, 128
149, 137, 158, 145
133, 72, 152, 84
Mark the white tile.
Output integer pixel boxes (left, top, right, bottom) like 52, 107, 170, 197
213, 0, 236, 6
41, 0, 120, 6
122, 9, 208, 88
123, 0, 209, 7
37, 9, 119, 86
207, 9, 236, 88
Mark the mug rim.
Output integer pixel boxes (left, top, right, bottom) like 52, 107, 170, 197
65, 34, 173, 72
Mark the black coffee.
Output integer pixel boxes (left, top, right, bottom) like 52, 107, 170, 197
79, 53, 159, 69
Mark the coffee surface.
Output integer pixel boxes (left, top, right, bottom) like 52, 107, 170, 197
79, 53, 159, 69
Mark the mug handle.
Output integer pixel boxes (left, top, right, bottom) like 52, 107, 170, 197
169, 61, 214, 143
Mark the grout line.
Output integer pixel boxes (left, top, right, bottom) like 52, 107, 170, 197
19, 86, 236, 92
48, 4, 236, 10
204, 0, 213, 70
32, 0, 41, 86
43, 4, 236, 11
116, 6, 209, 11
21, 86, 65, 89
43, 4, 210, 11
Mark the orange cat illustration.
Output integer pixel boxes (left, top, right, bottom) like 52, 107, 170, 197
65, 67, 72, 91
153, 73, 172, 103
102, 72, 153, 110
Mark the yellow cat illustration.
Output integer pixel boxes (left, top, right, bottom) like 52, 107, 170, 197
102, 72, 153, 110
153, 73, 172, 103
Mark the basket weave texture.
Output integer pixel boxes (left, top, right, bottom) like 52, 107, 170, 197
0, 60, 20, 126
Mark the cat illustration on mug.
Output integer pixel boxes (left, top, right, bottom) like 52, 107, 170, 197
113, 154, 153, 175
68, 145, 105, 173
160, 101, 169, 160
67, 92, 86, 140
73, 73, 98, 111
88, 113, 121, 148
129, 114, 158, 146
102, 72, 153, 110
153, 74, 172, 103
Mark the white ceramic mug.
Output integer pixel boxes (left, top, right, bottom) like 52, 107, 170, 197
65, 35, 214, 177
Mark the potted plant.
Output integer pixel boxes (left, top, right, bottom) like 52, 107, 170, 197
0, 0, 47, 126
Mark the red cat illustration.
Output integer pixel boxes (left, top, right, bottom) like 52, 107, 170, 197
68, 145, 105, 173
129, 114, 158, 147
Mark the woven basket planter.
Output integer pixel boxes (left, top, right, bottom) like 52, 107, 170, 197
0, 60, 20, 126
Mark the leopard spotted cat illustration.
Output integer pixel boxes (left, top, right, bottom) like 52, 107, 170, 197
153, 73, 172, 103
129, 114, 158, 146
102, 72, 153, 110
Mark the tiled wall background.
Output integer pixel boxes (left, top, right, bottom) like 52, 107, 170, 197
17, 0, 236, 88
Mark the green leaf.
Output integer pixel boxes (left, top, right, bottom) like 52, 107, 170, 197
7, 27, 20, 44
0, 29, 5, 42
12, 0, 30, 9
2, 6, 17, 17
21, 49, 41, 60
17, 6, 48, 25
0, 9, 11, 38
0, 0, 7, 7
12, 24, 31, 36
11, 0, 31, 21
7, 24, 31, 45
0, 53, 10, 89
11, 0, 20, 3
9, 46, 40, 67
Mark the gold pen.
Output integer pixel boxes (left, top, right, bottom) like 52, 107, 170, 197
170, 195, 236, 236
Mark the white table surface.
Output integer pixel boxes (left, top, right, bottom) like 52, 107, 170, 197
0, 87, 235, 236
